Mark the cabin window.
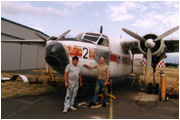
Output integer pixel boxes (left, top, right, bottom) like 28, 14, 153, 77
117, 56, 121, 63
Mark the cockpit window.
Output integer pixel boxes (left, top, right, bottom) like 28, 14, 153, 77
83, 35, 99, 42
75, 32, 109, 47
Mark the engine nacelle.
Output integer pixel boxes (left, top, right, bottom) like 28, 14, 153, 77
138, 34, 165, 57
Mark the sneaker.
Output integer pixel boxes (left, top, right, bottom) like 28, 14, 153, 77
102, 102, 106, 107
70, 106, 77, 111
89, 102, 96, 107
63, 108, 68, 113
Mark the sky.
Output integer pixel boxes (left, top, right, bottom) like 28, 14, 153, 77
1, 1, 179, 63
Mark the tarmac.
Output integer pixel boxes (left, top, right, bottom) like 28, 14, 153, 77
1, 76, 179, 119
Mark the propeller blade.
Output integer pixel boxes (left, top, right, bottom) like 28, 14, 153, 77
122, 28, 146, 42
100, 26, 103, 34
154, 26, 179, 41
58, 29, 71, 39
146, 48, 152, 76
35, 32, 47, 42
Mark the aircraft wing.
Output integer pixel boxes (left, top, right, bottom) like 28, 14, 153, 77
121, 37, 179, 54
120, 39, 139, 54
164, 38, 179, 53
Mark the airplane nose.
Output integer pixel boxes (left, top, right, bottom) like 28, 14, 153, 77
45, 41, 69, 73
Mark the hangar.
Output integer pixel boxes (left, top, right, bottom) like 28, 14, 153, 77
1, 17, 49, 71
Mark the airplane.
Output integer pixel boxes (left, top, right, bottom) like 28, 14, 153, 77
4, 25, 179, 94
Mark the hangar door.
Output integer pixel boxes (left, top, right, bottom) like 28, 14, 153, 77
1, 43, 21, 71
21, 44, 38, 69
1, 43, 45, 71
21, 44, 45, 70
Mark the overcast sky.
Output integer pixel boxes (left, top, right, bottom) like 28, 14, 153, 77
1, 1, 179, 63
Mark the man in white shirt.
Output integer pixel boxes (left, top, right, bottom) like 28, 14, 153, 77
63, 56, 82, 113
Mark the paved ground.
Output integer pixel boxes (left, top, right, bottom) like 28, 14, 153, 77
1, 76, 179, 119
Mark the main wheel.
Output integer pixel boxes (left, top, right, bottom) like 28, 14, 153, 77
148, 83, 153, 94
155, 83, 159, 94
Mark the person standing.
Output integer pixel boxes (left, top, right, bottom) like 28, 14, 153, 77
83, 57, 110, 107
63, 56, 82, 113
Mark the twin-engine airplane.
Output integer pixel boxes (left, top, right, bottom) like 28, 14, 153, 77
4, 25, 179, 93
36, 26, 179, 92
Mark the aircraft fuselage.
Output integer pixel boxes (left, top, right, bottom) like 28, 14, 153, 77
45, 38, 133, 79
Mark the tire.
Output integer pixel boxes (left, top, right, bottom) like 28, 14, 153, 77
155, 83, 159, 94
148, 83, 153, 94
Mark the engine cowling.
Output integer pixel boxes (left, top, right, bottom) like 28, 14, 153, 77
138, 34, 165, 57
122, 26, 178, 75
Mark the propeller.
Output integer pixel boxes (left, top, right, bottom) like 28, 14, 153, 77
122, 28, 154, 75
35, 29, 71, 42
146, 48, 152, 75
57, 29, 71, 39
122, 26, 179, 76
154, 26, 179, 41
122, 28, 146, 42
35, 32, 48, 42
100, 26, 103, 34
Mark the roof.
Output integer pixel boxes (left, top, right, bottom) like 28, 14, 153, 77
1, 17, 49, 38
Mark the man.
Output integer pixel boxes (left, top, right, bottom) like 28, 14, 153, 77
84, 57, 110, 107
63, 56, 82, 113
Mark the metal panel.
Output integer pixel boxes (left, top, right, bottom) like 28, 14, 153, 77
20, 44, 38, 69
133, 54, 144, 75
1, 34, 19, 40
37, 45, 45, 68
1, 19, 48, 40
1, 43, 21, 71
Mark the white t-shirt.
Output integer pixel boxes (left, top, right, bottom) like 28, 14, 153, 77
65, 64, 80, 85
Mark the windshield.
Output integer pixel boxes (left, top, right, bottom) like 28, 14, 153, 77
83, 35, 99, 42
75, 32, 109, 46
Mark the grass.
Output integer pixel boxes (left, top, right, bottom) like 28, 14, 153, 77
1, 71, 64, 99
1, 67, 179, 99
137, 67, 179, 92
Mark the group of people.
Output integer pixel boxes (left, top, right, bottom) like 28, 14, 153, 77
63, 56, 110, 113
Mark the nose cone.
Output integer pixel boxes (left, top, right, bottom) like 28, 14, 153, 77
145, 39, 155, 48
45, 41, 69, 74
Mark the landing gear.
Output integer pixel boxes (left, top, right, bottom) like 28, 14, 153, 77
148, 83, 153, 94
155, 83, 159, 94
147, 66, 159, 94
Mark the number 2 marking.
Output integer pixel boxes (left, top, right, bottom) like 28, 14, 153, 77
83, 47, 89, 59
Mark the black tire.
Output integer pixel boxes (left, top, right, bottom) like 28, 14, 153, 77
155, 83, 159, 94
148, 83, 153, 94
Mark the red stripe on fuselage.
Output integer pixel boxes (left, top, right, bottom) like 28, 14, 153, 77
110, 54, 117, 62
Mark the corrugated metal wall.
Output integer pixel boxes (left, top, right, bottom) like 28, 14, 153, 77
1, 42, 21, 70
1, 43, 45, 71
1, 19, 47, 40
1, 18, 47, 71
